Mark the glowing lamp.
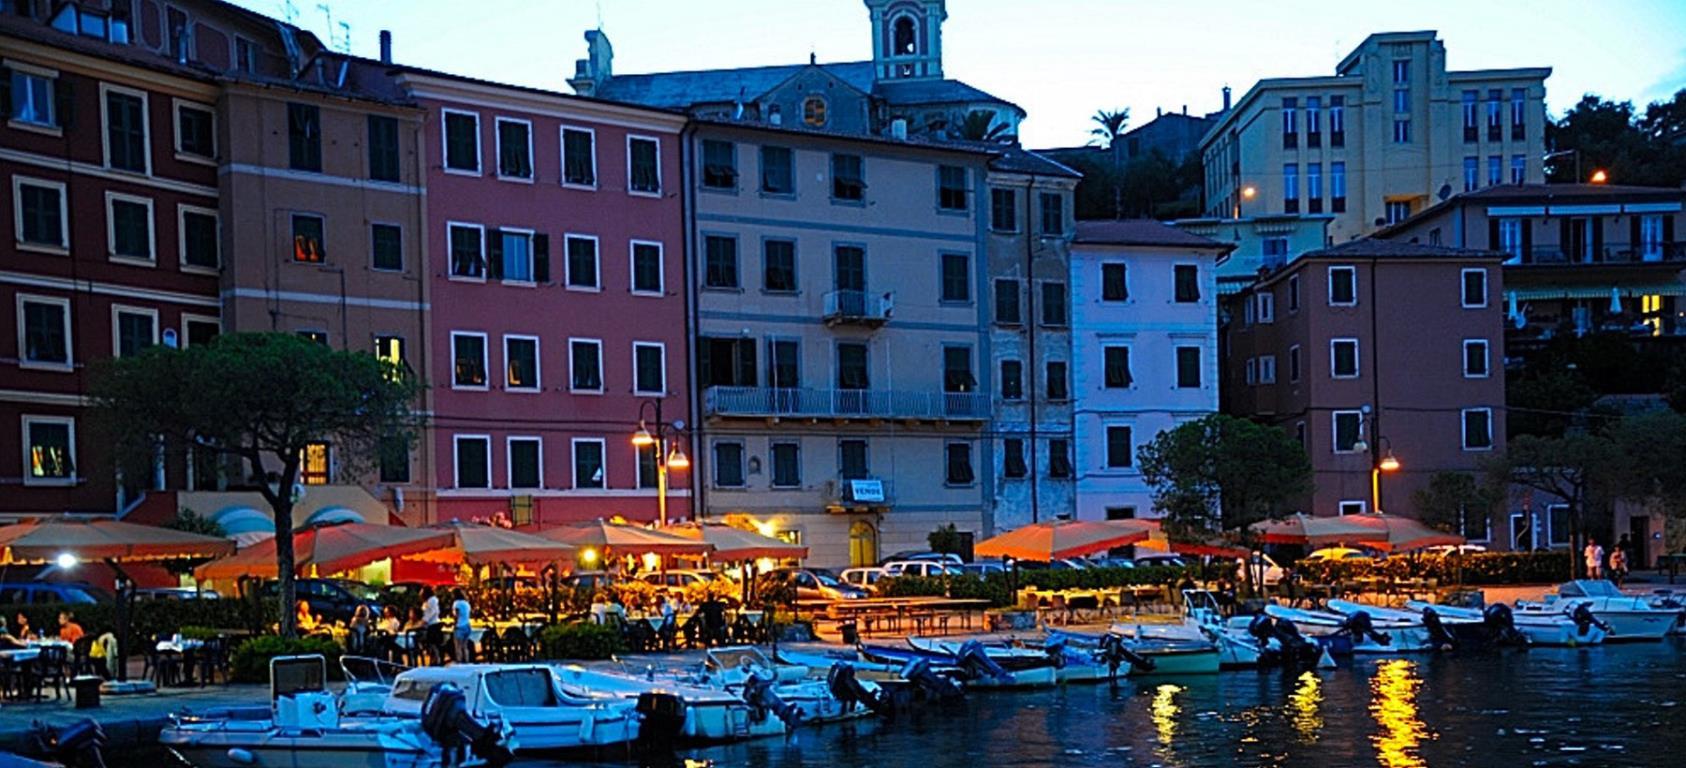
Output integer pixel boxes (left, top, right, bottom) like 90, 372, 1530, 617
642, 552, 662, 571
1241, 186, 1258, 199
581, 547, 600, 565
55, 553, 78, 570
1378, 450, 1401, 473
1589, 169, 1608, 184
753, 519, 777, 538
631, 426, 656, 447
666, 447, 690, 470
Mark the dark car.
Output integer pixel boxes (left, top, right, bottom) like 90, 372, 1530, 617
258, 578, 381, 623
0, 582, 111, 605
561, 571, 617, 592
758, 568, 867, 602
134, 587, 220, 601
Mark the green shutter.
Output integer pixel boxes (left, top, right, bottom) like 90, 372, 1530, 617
486, 228, 503, 280
533, 233, 550, 283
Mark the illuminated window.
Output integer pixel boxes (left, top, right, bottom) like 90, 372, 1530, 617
375, 336, 405, 379
802, 96, 827, 127
292, 214, 325, 263
23, 416, 75, 485
300, 441, 330, 485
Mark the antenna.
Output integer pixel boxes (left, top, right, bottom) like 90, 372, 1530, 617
595, 0, 603, 30
316, 3, 335, 49
280, 0, 298, 24
337, 21, 351, 53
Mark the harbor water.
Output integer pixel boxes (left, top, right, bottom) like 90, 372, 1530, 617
550, 639, 1686, 768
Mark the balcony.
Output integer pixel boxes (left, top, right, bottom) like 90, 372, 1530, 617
1509, 242, 1686, 266
703, 386, 988, 421
822, 290, 893, 327
824, 478, 894, 513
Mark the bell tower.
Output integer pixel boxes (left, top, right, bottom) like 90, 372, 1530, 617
865, 0, 945, 81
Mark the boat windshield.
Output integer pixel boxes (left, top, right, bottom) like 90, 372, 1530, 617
1560, 580, 1619, 598
483, 668, 559, 707
708, 647, 771, 671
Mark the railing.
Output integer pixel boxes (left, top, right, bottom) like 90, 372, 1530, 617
703, 386, 989, 420
1512, 242, 1685, 266
822, 290, 893, 325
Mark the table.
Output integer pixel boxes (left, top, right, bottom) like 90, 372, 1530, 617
824, 598, 991, 637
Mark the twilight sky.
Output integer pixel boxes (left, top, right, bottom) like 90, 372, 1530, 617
235, 0, 1686, 148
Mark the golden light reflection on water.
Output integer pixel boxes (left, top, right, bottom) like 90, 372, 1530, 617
1369, 659, 1431, 768
1151, 683, 1184, 746
1290, 671, 1324, 744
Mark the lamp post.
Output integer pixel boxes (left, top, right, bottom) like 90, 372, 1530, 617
1232, 185, 1257, 219
632, 398, 689, 528
1354, 425, 1400, 515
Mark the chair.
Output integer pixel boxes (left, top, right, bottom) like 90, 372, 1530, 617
146, 634, 182, 688
479, 630, 503, 663
36, 646, 69, 700
196, 637, 228, 686
501, 627, 532, 662
70, 636, 95, 678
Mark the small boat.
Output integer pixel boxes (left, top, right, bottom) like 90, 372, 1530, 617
1265, 603, 1433, 653
553, 664, 789, 743
1112, 591, 1266, 668
1407, 600, 1604, 647
858, 640, 1059, 688
161, 655, 513, 768
1517, 580, 1681, 641
654, 646, 883, 724
379, 664, 639, 755
1335, 600, 1504, 649
1046, 629, 1222, 676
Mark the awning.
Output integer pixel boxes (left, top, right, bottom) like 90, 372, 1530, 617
196, 522, 453, 580
403, 521, 575, 566
535, 519, 714, 557
662, 523, 808, 561
1510, 283, 1686, 301
0, 516, 234, 565
975, 518, 1153, 561
1250, 513, 1389, 547
303, 506, 365, 527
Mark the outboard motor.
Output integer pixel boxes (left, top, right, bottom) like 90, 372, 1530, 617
954, 640, 1012, 683
634, 692, 688, 752
1482, 603, 1528, 646
1420, 607, 1456, 651
28, 718, 107, 768
741, 668, 803, 733
1337, 610, 1391, 647
1570, 603, 1612, 637
1097, 633, 1154, 678
827, 663, 890, 716
421, 683, 514, 768
1247, 615, 1320, 667
1040, 635, 1071, 669
900, 658, 963, 701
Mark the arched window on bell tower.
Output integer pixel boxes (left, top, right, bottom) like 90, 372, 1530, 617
867, 0, 945, 81
892, 16, 917, 56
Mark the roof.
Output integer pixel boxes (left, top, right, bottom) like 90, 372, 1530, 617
689, 116, 996, 158
1373, 183, 1686, 239
1299, 239, 1500, 260
594, 60, 1020, 115
986, 146, 1081, 178
1073, 220, 1231, 250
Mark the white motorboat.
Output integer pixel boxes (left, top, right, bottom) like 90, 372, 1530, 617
1517, 580, 1681, 642
160, 655, 512, 768
1113, 591, 1266, 668
878, 638, 1059, 688
652, 646, 882, 724
553, 663, 789, 743
1265, 603, 1433, 653
1046, 629, 1222, 676
380, 664, 638, 754
1407, 600, 1606, 647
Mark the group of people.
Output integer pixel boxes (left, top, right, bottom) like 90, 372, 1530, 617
1584, 535, 1637, 585
297, 585, 479, 665
0, 611, 85, 650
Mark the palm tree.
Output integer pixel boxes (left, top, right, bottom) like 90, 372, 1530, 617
954, 110, 1010, 142
1090, 108, 1131, 149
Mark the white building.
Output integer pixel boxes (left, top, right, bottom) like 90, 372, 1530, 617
1070, 221, 1229, 520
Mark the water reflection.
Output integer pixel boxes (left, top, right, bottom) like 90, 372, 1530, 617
1151, 683, 1184, 745
1369, 660, 1430, 768
1289, 671, 1324, 744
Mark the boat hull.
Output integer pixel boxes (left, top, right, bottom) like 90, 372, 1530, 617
1130, 646, 1221, 675
160, 721, 469, 768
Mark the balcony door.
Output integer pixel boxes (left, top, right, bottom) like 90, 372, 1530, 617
836, 342, 870, 414
767, 339, 801, 413
1562, 217, 1599, 263
833, 245, 866, 314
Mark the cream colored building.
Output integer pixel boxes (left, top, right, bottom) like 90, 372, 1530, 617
1202, 31, 1550, 244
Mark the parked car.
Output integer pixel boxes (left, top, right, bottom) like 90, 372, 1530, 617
561, 571, 616, 592
1424, 544, 1489, 556
638, 570, 721, 597
1084, 557, 1137, 570
960, 561, 1007, 577
0, 582, 111, 605
134, 587, 220, 601
878, 551, 963, 567
881, 560, 963, 577
1013, 558, 1089, 571
840, 567, 888, 592
1132, 553, 1188, 569
256, 578, 380, 623
1303, 547, 1374, 562
759, 567, 867, 601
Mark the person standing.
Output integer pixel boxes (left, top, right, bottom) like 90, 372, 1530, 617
451, 590, 474, 664
1610, 546, 1629, 587
1584, 538, 1605, 580
420, 586, 443, 664
348, 603, 371, 654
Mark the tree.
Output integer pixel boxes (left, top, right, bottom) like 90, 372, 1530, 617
1546, 90, 1686, 186
927, 524, 969, 557
1411, 472, 1501, 537
93, 333, 418, 637
1089, 108, 1130, 149
953, 110, 1010, 142
1136, 414, 1313, 538
1485, 431, 1620, 577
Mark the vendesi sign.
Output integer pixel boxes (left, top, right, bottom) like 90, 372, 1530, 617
848, 479, 885, 503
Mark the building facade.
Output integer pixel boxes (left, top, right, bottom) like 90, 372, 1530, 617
1222, 240, 1506, 528
393, 69, 690, 529
1069, 221, 1228, 520
1174, 214, 1334, 296
1201, 31, 1550, 244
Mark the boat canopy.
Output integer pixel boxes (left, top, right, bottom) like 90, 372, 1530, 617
1559, 580, 1620, 598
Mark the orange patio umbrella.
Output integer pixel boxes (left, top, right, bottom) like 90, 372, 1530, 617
1341, 513, 1465, 553
975, 518, 1154, 561
535, 519, 714, 558
664, 523, 808, 561
0, 516, 234, 565
195, 522, 454, 581
1249, 513, 1390, 547
402, 521, 576, 566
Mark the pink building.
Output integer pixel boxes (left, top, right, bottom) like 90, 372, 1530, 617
392, 69, 689, 528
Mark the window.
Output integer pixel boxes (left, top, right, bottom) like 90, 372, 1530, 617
1464, 339, 1490, 378
1295, 422, 1307, 447
1463, 408, 1494, 451
508, 437, 542, 489
635, 444, 658, 489
504, 335, 539, 391
994, 279, 1021, 324
1175, 347, 1202, 388
1256, 291, 1275, 323
104, 87, 148, 173
1392, 119, 1410, 144
1288, 345, 1301, 382
293, 440, 331, 485
1511, 155, 1526, 185
573, 438, 606, 488
1105, 426, 1133, 468
1002, 438, 1027, 478
1487, 89, 1503, 141
495, 118, 533, 180
1463, 156, 1479, 191
628, 136, 661, 194
701, 139, 736, 189
1332, 411, 1362, 453
281, 102, 320, 172
443, 110, 480, 173
834, 245, 865, 292
569, 339, 603, 392
1306, 163, 1322, 213
1282, 163, 1299, 213
1393, 88, 1410, 114
1339, 500, 1367, 516
561, 126, 595, 187
1328, 266, 1357, 305
704, 235, 739, 288
1048, 439, 1072, 478
1462, 90, 1478, 142
1281, 97, 1297, 148
802, 96, 827, 127
839, 439, 869, 479
374, 335, 406, 376
106, 193, 153, 264
713, 442, 745, 487
1386, 200, 1412, 225
1259, 354, 1277, 384
15, 176, 67, 251
771, 443, 801, 487
831, 153, 864, 201
175, 102, 215, 160
298, 330, 328, 345
371, 224, 403, 272
448, 223, 485, 278
940, 252, 969, 302
763, 239, 797, 292
1394, 58, 1410, 83
760, 146, 794, 194
1511, 88, 1527, 140
18, 295, 71, 370
378, 435, 410, 484
1244, 357, 1256, 385
367, 115, 400, 182
1330, 338, 1360, 378
942, 346, 974, 393
1461, 268, 1488, 308
1487, 155, 1502, 188
1001, 359, 1024, 400
1329, 95, 1345, 147
1288, 275, 1301, 311
184, 316, 220, 348
1497, 218, 1524, 262
454, 436, 490, 488
1041, 282, 1067, 325
1173, 264, 1200, 303
631, 241, 663, 295
1330, 162, 1346, 212
8, 68, 57, 127
990, 188, 1017, 231
702, 337, 758, 387
633, 342, 665, 395
945, 442, 974, 485
831, 341, 868, 390
112, 306, 157, 357
562, 234, 599, 289
235, 37, 257, 73
1046, 361, 1069, 400
1305, 96, 1321, 146
22, 416, 75, 484
1103, 346, 1133, 388
452, 332, 488, 388
768, 339, 800, 389
1101, 263, 1128, 301
291, 214, 325, 263
937, 165, 967, 211
1039, 192, 1064, 236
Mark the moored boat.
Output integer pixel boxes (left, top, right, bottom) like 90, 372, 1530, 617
552, 663, 789, 743
1407, 600, 1605, 647
1265, 603, 1433, 653
1516, 580, 1681, 641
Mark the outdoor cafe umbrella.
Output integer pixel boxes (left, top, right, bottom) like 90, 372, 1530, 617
664, 523, 808, 562
194, 522, 455, 581
1341, 513, 1466, 553
1249, 513, 1390, 548
975, 518, 1154, 561
535, 519, 714, 558
401, 520, 577, 567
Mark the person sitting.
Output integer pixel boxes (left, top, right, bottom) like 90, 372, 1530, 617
379, 606, 402, 635
402, 606, 425, 633
0, 618, 28, 650
56, 612, 85, 644
589, 592, 611, 625
296, 600, 320, 634
348, 604, 371, 654
13, 612, 34, 641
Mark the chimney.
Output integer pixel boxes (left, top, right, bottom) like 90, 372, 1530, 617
1182, 104, 1188, 115
379, 30, 392, 65
1222, 86, 1232, 111
1156, 107, 1162, 118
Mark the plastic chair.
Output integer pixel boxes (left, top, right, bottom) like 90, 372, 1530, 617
501, 627, 532, 662
36, 646, 69, 700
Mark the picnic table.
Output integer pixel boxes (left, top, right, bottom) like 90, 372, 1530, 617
820, 597, 991, 637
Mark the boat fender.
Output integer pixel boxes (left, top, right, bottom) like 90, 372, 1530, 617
1420, 608, 1456, 651
226, 748, 257, 766
955, 640, 1011, 682
578, 710, 595, 742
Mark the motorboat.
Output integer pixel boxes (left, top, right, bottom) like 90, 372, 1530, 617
1045, 629, 1222, 676
552, 663, 789, 743
1111, 591, 1266, 668
648, 646, 884, 724
160, 655, 512, 768
1407, 600, 1605, 647
858, 639, 1059, 688
378, 664, 639, 755
1265, 603, 1433, 653
1517, 580, 1682, 641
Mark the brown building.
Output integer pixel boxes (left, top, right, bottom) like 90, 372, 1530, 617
1223, 240, 1506, 534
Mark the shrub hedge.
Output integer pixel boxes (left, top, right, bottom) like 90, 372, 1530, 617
230, 635, 344, 683
0, 597, 277, 644
1295, 551, 1572, 586
537, 622, 622, 660
877, 565, 1199, 608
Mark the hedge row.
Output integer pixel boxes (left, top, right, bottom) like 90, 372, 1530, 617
1, 597, 277, 643
877, 565, 1202, 608
1293, 551, 1572, 586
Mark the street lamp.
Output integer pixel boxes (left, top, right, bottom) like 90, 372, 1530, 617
1233, 185, 1257, 219
634, 398, 689, 527
1372, 439, 1400, 515
1589, 169, 1609, 184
